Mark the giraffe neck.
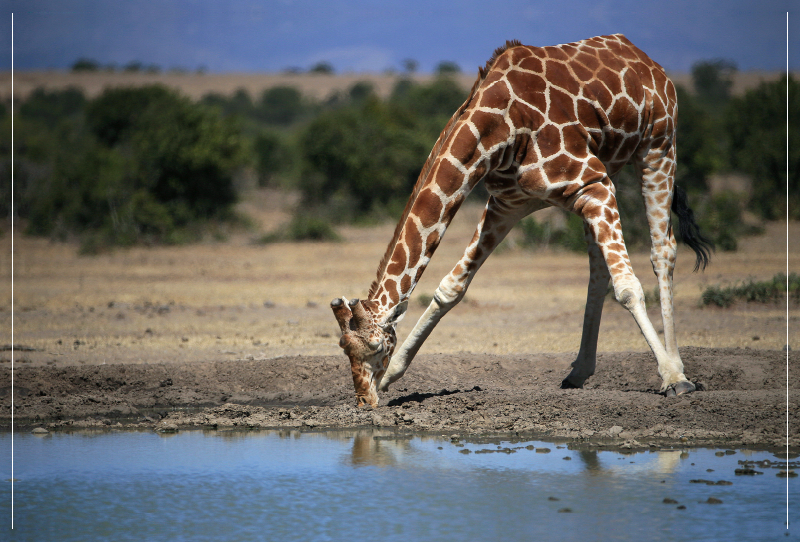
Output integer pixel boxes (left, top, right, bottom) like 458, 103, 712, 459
368, 179, 465, 313
366, 43, 529, 316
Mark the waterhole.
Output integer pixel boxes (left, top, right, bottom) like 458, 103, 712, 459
2, 430, 795, 541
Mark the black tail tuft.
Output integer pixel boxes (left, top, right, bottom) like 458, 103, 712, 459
671, 185, 714, 272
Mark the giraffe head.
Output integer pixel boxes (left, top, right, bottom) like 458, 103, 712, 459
331, 297, 407, 407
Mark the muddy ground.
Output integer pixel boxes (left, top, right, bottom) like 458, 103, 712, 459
4, 346, 797, 451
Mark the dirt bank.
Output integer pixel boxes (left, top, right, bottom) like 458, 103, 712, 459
3, 346, 797, 450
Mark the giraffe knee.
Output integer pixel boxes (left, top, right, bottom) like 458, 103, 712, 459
434, 282, 465, 308
615, 283, 644, 310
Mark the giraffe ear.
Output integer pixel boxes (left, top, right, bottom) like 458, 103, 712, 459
380, 300, 407, 330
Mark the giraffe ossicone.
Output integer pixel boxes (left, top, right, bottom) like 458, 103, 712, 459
332, 34, 713, 408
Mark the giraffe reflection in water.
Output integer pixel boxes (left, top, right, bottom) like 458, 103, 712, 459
341, 429, 687, 477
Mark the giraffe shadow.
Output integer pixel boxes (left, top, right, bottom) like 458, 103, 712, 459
387, 385, 482, 407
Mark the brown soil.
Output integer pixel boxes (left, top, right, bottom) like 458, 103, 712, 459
4, 347, 797, 451
1, 193, 798, 449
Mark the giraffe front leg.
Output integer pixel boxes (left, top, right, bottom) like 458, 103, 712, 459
561, 224, 610, 389
379, 291, 451, 391
574, 182, 693, 395
380, 197, 531, 391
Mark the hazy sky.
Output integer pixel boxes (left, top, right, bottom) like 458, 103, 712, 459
3, 0, 798, 74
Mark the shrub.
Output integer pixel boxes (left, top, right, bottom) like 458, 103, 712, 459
727, 75, 800, 220
389, 77, 467, 124
692, 191, 761, 252
298, 99, 431, 219
258, 214, 340, 243
71, 58, 100, 72
435, 61, 461, 75
309, 61, 334, 74
518, 212, 586, 252
674, 86, 723, 193
19, 87, 86, 128
256, 86, 307, 125
253, 130, 296, 187
701, 273, 800, 307
17, 85, 245, 246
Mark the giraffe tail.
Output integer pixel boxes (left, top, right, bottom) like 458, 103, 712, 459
671, 184, 714, 272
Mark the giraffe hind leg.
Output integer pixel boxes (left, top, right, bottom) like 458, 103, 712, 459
638, 150, 697, 395
574, 179, 693, 393
561, 222, 610, 389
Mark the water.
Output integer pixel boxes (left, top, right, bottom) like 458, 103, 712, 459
1, 429, 795, 541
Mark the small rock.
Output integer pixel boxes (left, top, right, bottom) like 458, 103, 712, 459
535, 447, 551, 454
609, 425, 623, 436
677, 505, 686, 510
557, 508, 573, 513
734, 468, 763, 475
663, 498, 678, 504
705, 497, 723, 504
777, 470, 798, 478
157, 423, 179, 434
547, 496, 560, 501
31, 427, 48, 434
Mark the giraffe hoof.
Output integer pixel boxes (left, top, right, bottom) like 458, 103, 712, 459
560, 378, 582, 390
665, 381, 696, 397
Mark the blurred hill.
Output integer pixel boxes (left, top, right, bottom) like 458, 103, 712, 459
1, 70, 793, 103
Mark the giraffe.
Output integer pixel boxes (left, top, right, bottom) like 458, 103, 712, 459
331, 34, 712, 408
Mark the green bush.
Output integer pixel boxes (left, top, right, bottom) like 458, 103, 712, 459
19, 87, 86, 128
253, 130, 296, 187
256, 86, 308, 125
201, 89, 256, 121
701, 273, 800, 307
389, 76, 467, 125
693, 191, 763, 252
258, 214, 340, 243
727, 75, 800, 220
15, 85, 245, 247
674, 86, 723, 193
518, 212, 586, 252
298, 98, 431, 219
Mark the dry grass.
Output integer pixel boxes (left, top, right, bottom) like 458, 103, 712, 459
2, 190, 798, 369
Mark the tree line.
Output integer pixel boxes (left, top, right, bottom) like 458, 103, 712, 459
1, 60, 796, 253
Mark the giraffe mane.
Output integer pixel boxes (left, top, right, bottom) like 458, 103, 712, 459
367, 40, 523, 300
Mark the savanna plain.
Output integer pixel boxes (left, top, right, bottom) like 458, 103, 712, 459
2, 189, 798, 450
